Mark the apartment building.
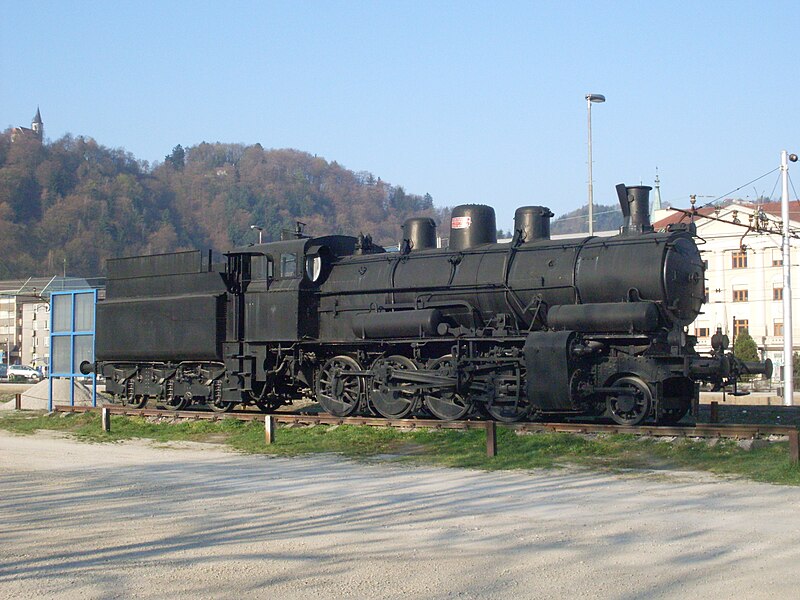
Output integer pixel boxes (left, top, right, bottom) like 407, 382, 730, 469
654, 201, 800, 382
0, 276, 99, 370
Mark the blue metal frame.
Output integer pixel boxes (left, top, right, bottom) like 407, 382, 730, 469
48, 290, 97, 411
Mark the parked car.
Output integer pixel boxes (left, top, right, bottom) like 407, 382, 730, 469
8, 365, 42, 382
0, 364, 7, 379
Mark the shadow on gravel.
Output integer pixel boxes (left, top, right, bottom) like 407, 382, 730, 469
2, 450, 800, 598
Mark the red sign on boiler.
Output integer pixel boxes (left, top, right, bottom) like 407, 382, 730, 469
451, 216, 472, 229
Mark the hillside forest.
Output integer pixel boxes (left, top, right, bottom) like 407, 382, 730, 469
0, 130, 626, 278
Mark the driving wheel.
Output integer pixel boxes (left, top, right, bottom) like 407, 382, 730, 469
424, 355, 473, 421
369, 355, 419, 419
316, 355, 364, 417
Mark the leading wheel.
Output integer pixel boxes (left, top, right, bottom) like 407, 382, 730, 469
316, 355, 364, 417
481, 368, 530, 423
485, 397, 530, 422
369, 355, 419, 419
607, 376, 653, 426
660, 403, 690, 425
424, 356, 473, 421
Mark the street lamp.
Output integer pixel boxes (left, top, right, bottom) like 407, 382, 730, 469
586, 93, 606, 236
250, 225, 263, 244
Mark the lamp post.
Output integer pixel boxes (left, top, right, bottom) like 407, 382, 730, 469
586, 93, 606, 236
250, 225, 263, 244
781, 150, 799, 405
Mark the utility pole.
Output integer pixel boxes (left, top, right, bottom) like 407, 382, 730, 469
781, 150, 798, 405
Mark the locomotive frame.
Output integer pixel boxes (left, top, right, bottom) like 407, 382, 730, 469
89, 184, 771, 426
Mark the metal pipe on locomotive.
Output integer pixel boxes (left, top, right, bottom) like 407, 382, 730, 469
87, 183, 771, 425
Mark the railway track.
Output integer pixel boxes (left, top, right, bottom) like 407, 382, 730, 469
52, 404, 800, 463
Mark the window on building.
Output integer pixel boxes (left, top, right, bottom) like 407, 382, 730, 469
732, 289, 749, 302
731, 251, 748, 269
774, 286, 784, 301
734, 319, 749, 337
702, 260, 709, 271
773, 251, 783, 267
775, 321, 784, 336
704, 287, 709, 302
696, 327, 710, 338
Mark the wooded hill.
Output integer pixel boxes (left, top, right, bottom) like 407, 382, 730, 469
550, 203, 623, 235
0, 133, 442, 277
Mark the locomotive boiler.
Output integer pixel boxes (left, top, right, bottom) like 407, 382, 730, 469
89, 183, 771, 425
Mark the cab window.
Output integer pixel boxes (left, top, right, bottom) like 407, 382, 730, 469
249, 254, 274, 290
280, 253, 297, 278
252, 255, 267, 282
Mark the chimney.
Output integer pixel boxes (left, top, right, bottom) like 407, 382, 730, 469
616, 184, 653, 234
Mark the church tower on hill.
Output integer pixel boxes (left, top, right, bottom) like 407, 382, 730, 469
11, 108, 44, 143
31, 108, 43, 140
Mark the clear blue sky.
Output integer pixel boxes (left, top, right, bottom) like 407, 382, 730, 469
3, 1, 799, 231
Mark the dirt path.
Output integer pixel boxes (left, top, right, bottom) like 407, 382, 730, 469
1, 430, 800, 599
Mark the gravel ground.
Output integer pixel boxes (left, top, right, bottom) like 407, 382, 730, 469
2, 432, 800, 599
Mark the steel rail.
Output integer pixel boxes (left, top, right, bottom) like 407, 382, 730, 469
52, 404, 798, 437
52, 404, 800, 462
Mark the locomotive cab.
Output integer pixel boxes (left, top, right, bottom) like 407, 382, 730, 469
237, 238, 320, 342
231, 234, 380, 344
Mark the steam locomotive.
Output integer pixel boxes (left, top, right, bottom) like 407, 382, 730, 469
87, 184, 771, 425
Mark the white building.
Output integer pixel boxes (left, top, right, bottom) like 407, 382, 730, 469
654, 201, 800, 382
0, 276, 100, 371
0, 294, 38, 367
21, 302, 51, 373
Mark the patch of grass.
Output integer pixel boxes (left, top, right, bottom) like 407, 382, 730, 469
0, 411, 244, 443
1, 411, 799, 485
0, 393, 17, 404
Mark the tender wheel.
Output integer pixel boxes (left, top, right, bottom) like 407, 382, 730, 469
162, 383, 187, 411
208, 380, 234, 412
607, 376, 653, 426
316, 355, 364, 417
209, 399, 235, 413
660, 403, 690, 425
124, 380, 148, 408
424, 355, 473, 421
163, 396, 188, 411
369, 355, 419, 419
129, 394, 148, 409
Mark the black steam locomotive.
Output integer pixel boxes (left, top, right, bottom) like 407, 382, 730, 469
88, 184, 770, 425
